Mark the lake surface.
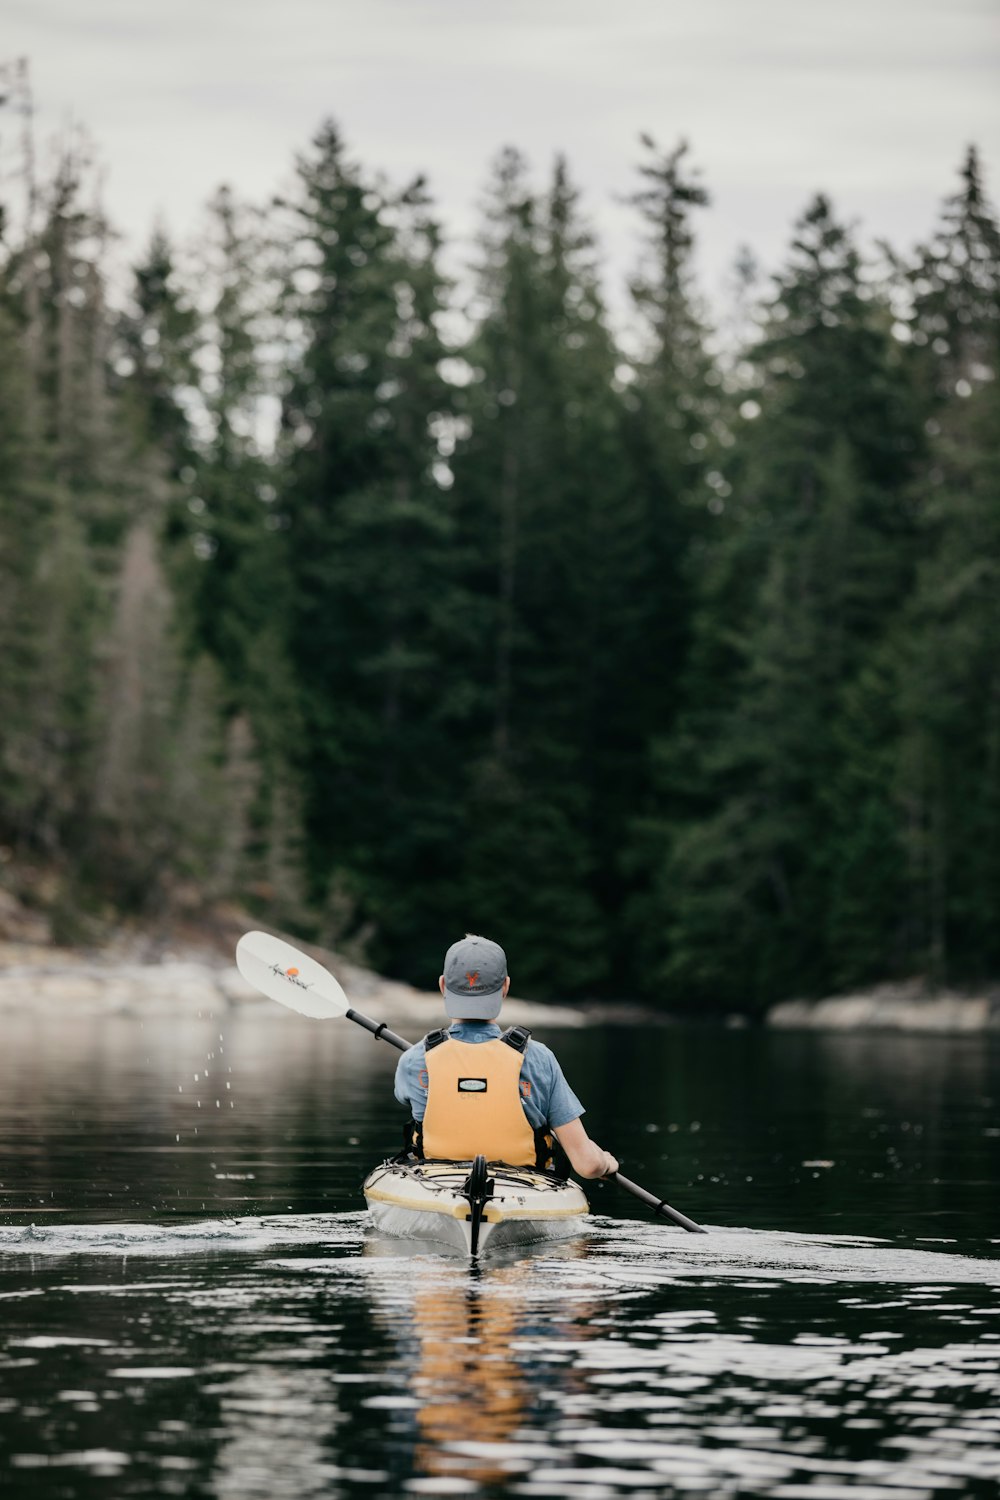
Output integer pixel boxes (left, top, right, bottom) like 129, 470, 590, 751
1, 1008, 998, 1498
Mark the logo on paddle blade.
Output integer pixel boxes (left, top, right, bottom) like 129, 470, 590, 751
269, 962, 314, 992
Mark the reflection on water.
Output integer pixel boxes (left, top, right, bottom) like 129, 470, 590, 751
1, 1221, 1000, 1497
0, 1008, 999, 1496
363, 1241, 597, 1488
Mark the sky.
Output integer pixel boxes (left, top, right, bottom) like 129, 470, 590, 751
3, 0, 999, 314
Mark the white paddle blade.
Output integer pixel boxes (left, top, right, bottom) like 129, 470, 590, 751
235, 931, 350, 1020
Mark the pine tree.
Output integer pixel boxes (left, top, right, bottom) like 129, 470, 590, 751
277, 122, 462, 970
91, 520, 179, 900
444, 151, 638, 994
0, 140, 111, 865
173, 188, 298, 747
909, 146, 1000, 398
634, 195, 925, 1009
116, 225, 199, 478
893, 153, 1000, 982
623, 137, 719, 708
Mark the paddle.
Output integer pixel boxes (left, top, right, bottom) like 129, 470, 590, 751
234, 929, 411, 1047
235, 929, 707, 1234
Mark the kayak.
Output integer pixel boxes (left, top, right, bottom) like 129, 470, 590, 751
236, 931, 707, 1238
363, 1156, 589, 1257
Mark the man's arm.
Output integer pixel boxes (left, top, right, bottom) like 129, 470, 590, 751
394, 1043, 427, 1118
553, 1117, 619, 1179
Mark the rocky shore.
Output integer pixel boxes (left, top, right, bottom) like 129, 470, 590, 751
0, 880, 596, 1026
0, 942, 596, 1028
0, 937, 589, 1030
767, 979, 1000, 1033
6, 890, 996, 1032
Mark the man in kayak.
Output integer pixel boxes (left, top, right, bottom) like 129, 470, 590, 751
394, 934, 619, 1180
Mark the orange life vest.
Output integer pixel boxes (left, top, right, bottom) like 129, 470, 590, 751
421, 1029, 538, 1166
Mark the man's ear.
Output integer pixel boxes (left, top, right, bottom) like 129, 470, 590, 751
439, 976, 446, 995
502, 976, 511, 997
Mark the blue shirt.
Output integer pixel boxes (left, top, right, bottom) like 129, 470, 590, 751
393, 1020, 585, 1131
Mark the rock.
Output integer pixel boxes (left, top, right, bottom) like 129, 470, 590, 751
767, 979, 1000, 1032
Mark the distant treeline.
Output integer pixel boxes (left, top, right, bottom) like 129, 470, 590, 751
0, 78, 997, 1008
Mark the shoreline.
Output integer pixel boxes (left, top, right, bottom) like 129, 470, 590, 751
767, 979, 1000, 1034
0, 938, 597, 1030
4, 921, 998, 1034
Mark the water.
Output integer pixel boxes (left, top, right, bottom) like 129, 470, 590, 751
1, 1008, 999, 1498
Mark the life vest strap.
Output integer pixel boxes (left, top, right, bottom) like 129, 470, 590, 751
401, 1121, 555, 1172
425, 1026, 530, 1053
399, 1118, 423, 1159
533, 1126, 554, 1172
501, 1025, 531, 1054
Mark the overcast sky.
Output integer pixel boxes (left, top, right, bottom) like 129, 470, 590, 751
4, 0, 999, 312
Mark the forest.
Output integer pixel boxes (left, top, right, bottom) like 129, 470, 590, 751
1, 67, 998, 1012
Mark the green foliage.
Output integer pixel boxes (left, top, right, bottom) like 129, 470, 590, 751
115, 225, 199, 473
275, 123, 466, 965
442, 149, 647, 992
0, 112, 997, 1013
895, 377, 1000, 980
631, 195, 931, 1010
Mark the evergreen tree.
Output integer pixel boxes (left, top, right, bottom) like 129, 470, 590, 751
445, 151, 639, 994
892, 153, 1000, 983
623, 138, 719, 711
0, 143, 108, 863
1, 89, 997, 1012
0, 296, 42, 847
116, 225, 199, 478
172, 188, 298, 745
909, 146, 1000, 398
277, 122, 462, 971
634, 196, 925, 1009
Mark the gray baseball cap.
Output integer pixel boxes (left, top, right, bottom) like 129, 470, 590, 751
442, 934, 507, 1020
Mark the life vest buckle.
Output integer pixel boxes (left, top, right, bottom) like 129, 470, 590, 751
501, 1025, 531, 1054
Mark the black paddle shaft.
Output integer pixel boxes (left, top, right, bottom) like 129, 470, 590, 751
611, 1172, 708, 1235
345, 1008, 411, 1052
343, 1005, 707, 1234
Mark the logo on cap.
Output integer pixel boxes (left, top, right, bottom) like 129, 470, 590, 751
465, 970, 480, 988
